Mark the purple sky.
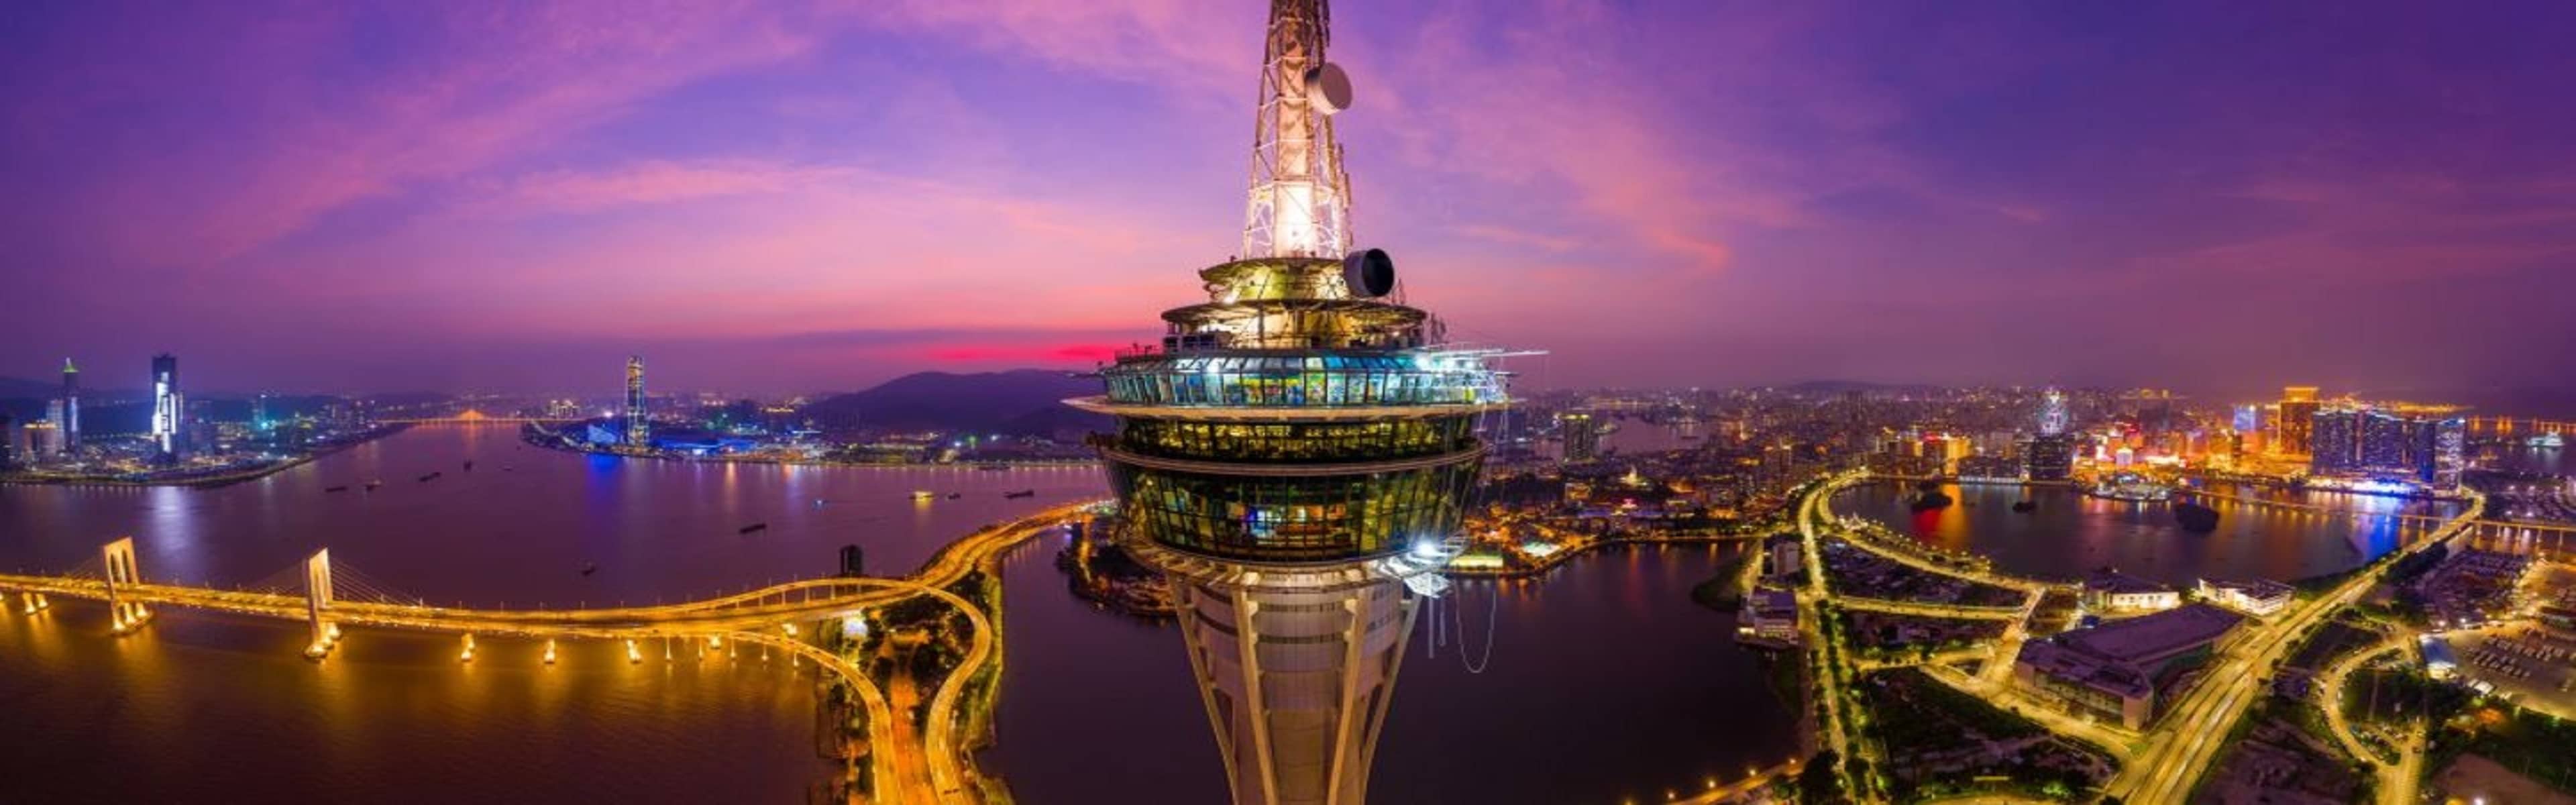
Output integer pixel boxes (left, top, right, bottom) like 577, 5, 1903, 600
3, 1, 2571, 398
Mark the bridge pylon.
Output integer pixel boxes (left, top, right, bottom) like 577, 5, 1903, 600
101, 537, 150, 633
303, 549, 341, 659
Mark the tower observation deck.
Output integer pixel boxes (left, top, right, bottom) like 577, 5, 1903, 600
1069, 2, 1511, 802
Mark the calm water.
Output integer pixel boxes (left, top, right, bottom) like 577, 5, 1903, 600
1835, 481, 2467, 586
0, 426, 1796, 804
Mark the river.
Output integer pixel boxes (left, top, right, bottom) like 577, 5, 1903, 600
0, 425, 1798, 804
1833, 480, 2467, 586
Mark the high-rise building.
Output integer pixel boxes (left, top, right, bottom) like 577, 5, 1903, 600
150, 354, 184, 462
0, 411, 17, 470
623, 356, 648, 446
1561, 411, 1600, 462
1073, 5, 1505, 801
2308, 405, 2362, 474
2021, 434, 2075, 482
59, 358, 79, 452
23, 418, 61, 460
2231, 405, 2262, 435
2359, 410, 2412, 473
2419, 417, 2465, 489
2308, 405, 2465, 488
2039, 388, 2070, 437
2276, 386, 2319, 458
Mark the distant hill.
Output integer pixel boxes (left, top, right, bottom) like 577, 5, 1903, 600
804, 369, 1106, 436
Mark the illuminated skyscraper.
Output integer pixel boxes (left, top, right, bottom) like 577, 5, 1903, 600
0, 411, 16, 470
2309, 405, 2361, 474
1561, 411, 1600, 462
1073, 3, 1507, 801
2418, 417, 2465, 489
623, 356, 648, 446
2038, 388, 2070, 437
58, 358, 78, 453
2276, 386, 2319, 458
150, 353, 182, 462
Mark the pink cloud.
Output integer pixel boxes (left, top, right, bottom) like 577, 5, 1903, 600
924, 343, 1122, 364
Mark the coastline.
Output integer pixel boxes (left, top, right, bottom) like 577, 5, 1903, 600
516, 425, 1095, 470
0, 423, 409, 490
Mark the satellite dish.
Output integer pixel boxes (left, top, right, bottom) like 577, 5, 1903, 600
1306, 62, 1352, 115
1342, 248, 1395, 297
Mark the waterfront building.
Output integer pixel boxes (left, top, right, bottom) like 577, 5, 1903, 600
2275, 386, 2320, 459
1736, 586, 1800, 646
1071, 2, 1508, 802
23, 417, 62, 458
2308, 404, 2464, 488
2413, 415, 2465, 489
2360, 409, 2410, 472
150, 353, 184, 462
2194, 578, 2292, 617
59, 358, 78, 452
0, 411, 16, 470
2308, 405, 2363, 474
1560, 411, 1600, 462
623, 356, 648, 446
2019, 433, 2074, 482
2012, 603, 2245, 729
1764, 533, 1803, 580
2080, 568, 2180, 614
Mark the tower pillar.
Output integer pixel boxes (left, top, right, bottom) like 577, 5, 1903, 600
102, 537, 148, 633
304, 549, 339, 658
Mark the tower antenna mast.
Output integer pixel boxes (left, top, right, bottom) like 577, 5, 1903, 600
1241, 0, 1354, 260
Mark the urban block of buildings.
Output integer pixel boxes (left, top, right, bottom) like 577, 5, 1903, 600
2194, 578, 2294, 617
2012, 602, 2247, 729
2080, 568, 2182, 614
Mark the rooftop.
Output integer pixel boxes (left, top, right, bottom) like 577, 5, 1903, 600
2056, 603, 2243, 663
2084, 568, 2174, 596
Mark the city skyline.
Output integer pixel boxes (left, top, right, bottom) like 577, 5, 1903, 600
5, 1, 2574, 395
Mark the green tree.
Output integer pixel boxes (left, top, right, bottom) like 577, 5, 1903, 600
1797, 750, 1845, 804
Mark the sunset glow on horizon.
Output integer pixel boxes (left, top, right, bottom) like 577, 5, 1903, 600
3, 1, 2572, 397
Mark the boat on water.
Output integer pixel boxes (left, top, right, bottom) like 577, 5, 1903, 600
945, 492, 963, 500
325, 485, 350, 493
2174, 500, 2220, 533
580, 563, 598, 576
1004, 489, 1036, 499
2010, 500, 2036, 513
464, 460, 475, 472
417, 471, 443, 483
739, 523, 769, 535
364, 479, 383, 490
975, 463, 1011, 471
910, 490, 936, 501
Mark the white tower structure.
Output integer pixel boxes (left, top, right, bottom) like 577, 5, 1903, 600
1073, 2, 1508, 803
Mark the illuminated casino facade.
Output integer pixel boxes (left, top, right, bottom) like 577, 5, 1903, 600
1067, 1, 1511, 801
